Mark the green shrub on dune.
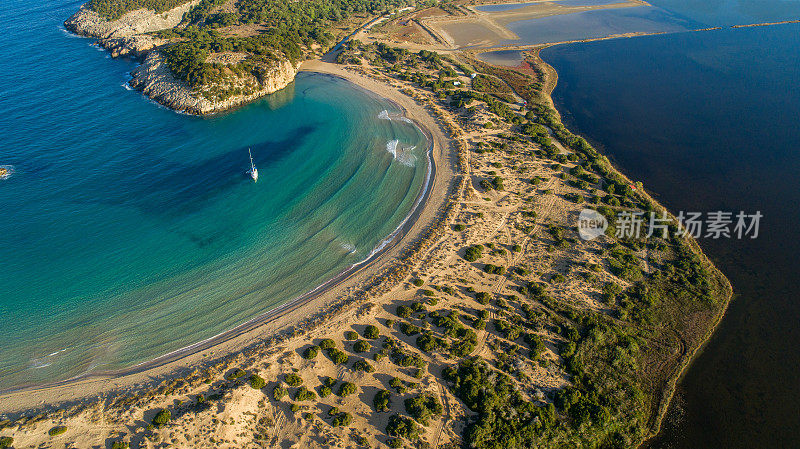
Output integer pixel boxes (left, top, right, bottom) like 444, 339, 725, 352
396, 305, 412, 318
152, 409, 171, 428
285, 373, 303, 386
326, 348, 349, 365
320, 385, 332, 398
338, 381, 357, 397
386, 414, 420, 441
226, 368, 246, 380
48, 426, 67, 436
249, 374, 266, 390
363, 325, 380, 339
353, 339, 371, 353
331, 412, 353, 427
272, 385, 287, 400
302, 345, 319, 359
404, 394, 442, 425
374, 389, 391, 412
464, 245, 483, 262
318, 338, 336, 350
293, 386, 317, 401
352, 359, 375, 373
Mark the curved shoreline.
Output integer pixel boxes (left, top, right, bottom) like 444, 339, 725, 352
0, 63, 454, 411
533, 45, 734, 446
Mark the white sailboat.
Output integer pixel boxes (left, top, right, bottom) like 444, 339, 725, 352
248, 148, 258, 182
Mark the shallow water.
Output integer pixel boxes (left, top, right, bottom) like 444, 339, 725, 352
477, 50, 524, 66
502, 5, 694, 45
475, 0, 623, 13
0, 0, 428, 388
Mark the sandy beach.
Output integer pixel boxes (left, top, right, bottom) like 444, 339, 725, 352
0, 61, 457, 414
0, 5, 735, 449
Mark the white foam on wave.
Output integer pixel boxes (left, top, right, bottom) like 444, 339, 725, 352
386, 139, 399, 158
353, 132, 433, 270
29, 347, 69, 369
341, 243, 357, 254
386, 140, 416, 167
0, 165, 15, 180
379, 110, 413, 125
59, 27, 82, 38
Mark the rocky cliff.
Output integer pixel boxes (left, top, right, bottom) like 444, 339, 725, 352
64, 1, 299, 115
64, 2, 199, 39
129, 53, 298, 115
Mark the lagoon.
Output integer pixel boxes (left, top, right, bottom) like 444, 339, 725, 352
543, 21, 800, 448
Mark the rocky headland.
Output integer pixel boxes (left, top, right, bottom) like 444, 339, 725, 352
63, 1, 298, 115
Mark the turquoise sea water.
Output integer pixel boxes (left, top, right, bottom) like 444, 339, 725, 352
0, 0, 428, 389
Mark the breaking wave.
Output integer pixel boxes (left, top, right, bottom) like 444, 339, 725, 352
386, 140, 417, 167
29, 348, 68, 369
378, 110, 414, 125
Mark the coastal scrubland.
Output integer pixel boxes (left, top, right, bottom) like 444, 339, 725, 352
1, 1, 733, 448
1, 26, 729, 449
73, 0, 421, 107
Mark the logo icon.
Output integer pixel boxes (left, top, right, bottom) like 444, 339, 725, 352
578, 209, 608, 241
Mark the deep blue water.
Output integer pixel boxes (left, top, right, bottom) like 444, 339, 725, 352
647, 0, 800, 26
0, 0, 428, 388
543, 21, 800, 448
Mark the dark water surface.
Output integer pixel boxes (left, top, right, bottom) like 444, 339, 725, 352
542, 23, 800, 447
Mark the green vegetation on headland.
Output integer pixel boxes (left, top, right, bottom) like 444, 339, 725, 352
87, 0, 192, 20
86, 0, 414, 100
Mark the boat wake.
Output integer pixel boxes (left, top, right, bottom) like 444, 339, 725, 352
386, 140, 417, 167
0, 165, 15, 180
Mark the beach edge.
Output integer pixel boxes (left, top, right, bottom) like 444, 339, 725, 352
0, 62, 459, 414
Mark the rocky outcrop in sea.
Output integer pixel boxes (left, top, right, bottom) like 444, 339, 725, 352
63, 2, 298, 115
129, 53, 298, 115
